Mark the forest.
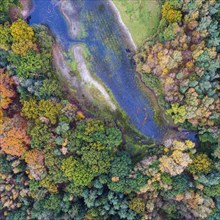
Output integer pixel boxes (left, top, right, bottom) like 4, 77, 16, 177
0, 0, 219, 219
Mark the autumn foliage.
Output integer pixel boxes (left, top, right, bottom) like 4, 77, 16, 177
10, 19, 37, 55
24, 149, 45, 166
0, 115, 30, 157
21, 98, 62, 125
162, 2, 182, 23
0, 1, 219, 219
0, 71, 16, 109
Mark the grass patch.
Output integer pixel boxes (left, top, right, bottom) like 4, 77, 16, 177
69, 59, 79, 74
113, 0, 161, 46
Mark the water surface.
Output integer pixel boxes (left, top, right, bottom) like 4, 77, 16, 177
30, 0, 166, 139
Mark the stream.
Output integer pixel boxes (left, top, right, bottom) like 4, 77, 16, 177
29, 0, 197, 142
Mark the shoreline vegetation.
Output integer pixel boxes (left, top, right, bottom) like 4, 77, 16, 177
72, 44, 117, 111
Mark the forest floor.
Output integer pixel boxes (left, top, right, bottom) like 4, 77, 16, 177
112, 0, 161, 47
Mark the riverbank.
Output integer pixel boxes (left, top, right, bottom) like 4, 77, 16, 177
112, 0, 161, 47
136, 73, 169, 126
20, 0, 32, 19
52, 43, 84, 104
107, 0, 137, 51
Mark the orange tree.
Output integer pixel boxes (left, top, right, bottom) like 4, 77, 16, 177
24, 149, 45, 166
0, 115, 30, 157
0, 71, 16, 109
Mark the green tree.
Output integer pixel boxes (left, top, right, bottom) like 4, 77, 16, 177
0, 0, 20, 23
162, 1, 182, 23
204, 184, 220, 197
21, 98, 39, 120
70, 119, 122, 151
39, 79, 62, 99
61, 156, 94, 187
81, 149, 112, 175
110, 152, 132, 178
30, 123, 51, 149
166, 103, 186, 124
129, 197, 145, 214
8, 51, 43, 78
33, 25, 54, 53
0, 22, 12, 50
38, 99, 62, 125
162, 175, 191, 199
22, 98, 62, 125
43, 194, 61, 212
0, 155, 12, 173
10, 19, 37, 55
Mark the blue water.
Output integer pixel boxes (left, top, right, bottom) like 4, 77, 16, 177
29, 0, 166, 139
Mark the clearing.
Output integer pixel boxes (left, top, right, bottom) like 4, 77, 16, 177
113, 0, 161, 46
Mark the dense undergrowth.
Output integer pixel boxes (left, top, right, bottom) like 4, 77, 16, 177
0, 0, 219, 219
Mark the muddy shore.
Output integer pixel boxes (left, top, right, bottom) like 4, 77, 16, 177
20, 0, 33, 19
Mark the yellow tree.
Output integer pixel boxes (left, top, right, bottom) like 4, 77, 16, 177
162, 2, 182, 23
10, 19, 37, 55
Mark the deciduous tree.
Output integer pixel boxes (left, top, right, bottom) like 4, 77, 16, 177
10, 19, 37, 55
0, 72, 16, 109
0, 115, 29, 157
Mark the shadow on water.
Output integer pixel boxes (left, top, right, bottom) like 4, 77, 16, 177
29, 0, 197, 142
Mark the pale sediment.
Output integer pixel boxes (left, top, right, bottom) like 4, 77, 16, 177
72, 45, 117, 111
52, 43, 116, 111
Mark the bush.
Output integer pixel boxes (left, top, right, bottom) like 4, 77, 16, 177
128, 197, 145, 214
30, 123, 51, 149
189, 154, 213, 175
162, 2, 182, 23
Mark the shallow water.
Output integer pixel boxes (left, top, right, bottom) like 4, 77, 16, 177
29, 0, 167, 140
